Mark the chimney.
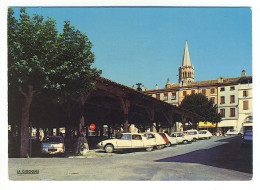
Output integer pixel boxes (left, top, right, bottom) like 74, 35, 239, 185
142, 85, 146, 91
242, 70, 246, 77
218, 77, 223, 83
155, 84, 159, 90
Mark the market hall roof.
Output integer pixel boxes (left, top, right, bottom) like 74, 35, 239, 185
84, 76, 203, 125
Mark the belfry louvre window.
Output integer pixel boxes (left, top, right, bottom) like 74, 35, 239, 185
220, 96, 225, 104
230, 95, 235, 103
172, 92, 176, 100
243, 101, 249, 110
230, 108, 235, 117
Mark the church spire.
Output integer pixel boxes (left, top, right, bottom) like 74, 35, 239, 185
178, 41, 194, 84
181, 41, 192, 67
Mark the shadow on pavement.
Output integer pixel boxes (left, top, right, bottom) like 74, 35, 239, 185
156, 137, 252, 174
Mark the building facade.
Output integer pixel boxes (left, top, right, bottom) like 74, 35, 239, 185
144, 41, 252, 133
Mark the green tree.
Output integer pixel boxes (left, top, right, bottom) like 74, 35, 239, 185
8, 9, 101, 157
55, 20, 101, 137
179, 93, 222, 126
8, 8, 59, 157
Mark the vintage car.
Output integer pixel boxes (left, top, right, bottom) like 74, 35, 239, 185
198, 130, 213, 139
171, 132, 193, 144
97, 133, 156, 153
159, 132, 178, 147
41, 136, 65, 155
225, 129, 243, 136
241, 130, 253, 147
142, 132, 166, 149
185, 130, 199, 142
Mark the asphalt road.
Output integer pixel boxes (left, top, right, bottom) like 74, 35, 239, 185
8, 136, 252, 181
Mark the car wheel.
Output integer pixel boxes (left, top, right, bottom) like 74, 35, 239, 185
193, 138, 197, 142
238, 133, 242, 136
183, 140, 188, 144
104, 144, 114, 153
146, 147, 153, 151
166, 142, 171, 147
156, 145, 163, 149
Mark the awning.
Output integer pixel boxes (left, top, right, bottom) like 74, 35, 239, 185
198, 122, 216, 128
243, 122, 253, 127
217, 120, 237, 128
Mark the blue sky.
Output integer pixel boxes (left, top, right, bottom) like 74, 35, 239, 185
13, 7, 252, 90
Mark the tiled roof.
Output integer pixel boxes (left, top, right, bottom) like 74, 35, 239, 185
145, 76, 252, 93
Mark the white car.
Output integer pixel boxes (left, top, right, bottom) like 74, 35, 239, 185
225, 129, 243, 136
185, 130, 199, 142
164, 133, 178, 146
171, 132, 193, 144
142, 132, 166, 149
198, 130, 213, 139
41, 136, 65, 155
97, 133, 156, 153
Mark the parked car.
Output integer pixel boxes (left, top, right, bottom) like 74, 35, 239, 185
164, 133, 178, 146
241, 130, 253, 147
171, 132, 193, 144
41, 136, 65, 155
225, 129, 243, 136
142, 132, 166, 149
97, 133, 156, 153
198, 130, 213, 139
158, 133, 177, 147
185, 130, 199, 141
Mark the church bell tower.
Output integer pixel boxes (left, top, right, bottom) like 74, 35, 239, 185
178, 41, 194, 84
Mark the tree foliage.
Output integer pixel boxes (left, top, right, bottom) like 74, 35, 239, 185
8, 8, 101, 157
179, 93, 222, 123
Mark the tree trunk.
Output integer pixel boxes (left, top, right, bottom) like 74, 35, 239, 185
19, 86, 34, 158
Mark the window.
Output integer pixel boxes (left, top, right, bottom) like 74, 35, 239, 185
211, 88, 215, 94
243, 90, 248, 97
202, 89, 206, 94
164, 93, 168, 101
230, 95, 235, 103
243, 101, 249, 110
220, 96, 225, 104
191, 90, 195, 94
156, 94, 160, 100
132, 135, 142, 140
172, 92, 176, 100
230, 108, 235, 117
220, 87, 225, 91
220, 109, 225, 117
210, 97, 215, 104
230, 86, 235, 91
183, 91, 186, 96
121, 134, 131, 140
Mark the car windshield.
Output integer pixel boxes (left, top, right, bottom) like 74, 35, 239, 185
159, 134, 166, 138
43, 137, 63, 143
